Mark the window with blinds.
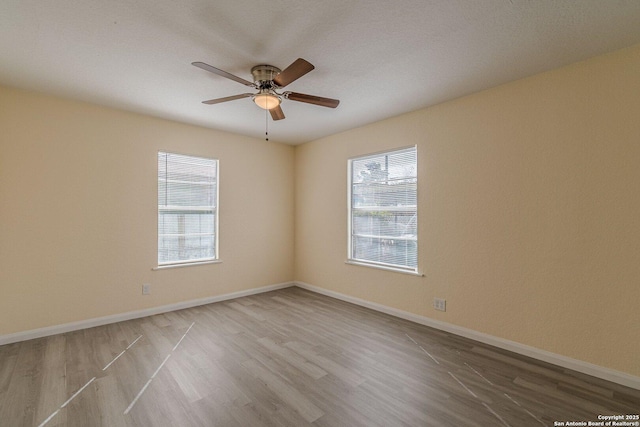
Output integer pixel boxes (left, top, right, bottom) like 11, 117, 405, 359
348, 146, 418, 272
158, 152, 218, 266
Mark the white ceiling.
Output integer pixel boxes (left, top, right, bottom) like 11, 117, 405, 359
2, 1, 640, 145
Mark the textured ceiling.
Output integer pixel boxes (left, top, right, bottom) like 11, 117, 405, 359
2, 0, 640, 144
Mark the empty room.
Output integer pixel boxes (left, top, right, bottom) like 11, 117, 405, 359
1, 1, 639, 426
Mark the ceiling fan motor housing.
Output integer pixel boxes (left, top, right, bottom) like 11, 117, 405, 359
251, 65, 282, 87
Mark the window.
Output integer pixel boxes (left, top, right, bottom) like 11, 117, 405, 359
348, 146, 418, 273
158, 151, 218, 266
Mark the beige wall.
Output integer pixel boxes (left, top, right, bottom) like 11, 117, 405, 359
0, 86, 295, 335
295, 44, 640, 377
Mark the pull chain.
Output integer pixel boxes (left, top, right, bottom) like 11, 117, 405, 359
265, 106, 269, 141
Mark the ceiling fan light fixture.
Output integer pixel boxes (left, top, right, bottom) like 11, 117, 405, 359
253, 92, 281, 110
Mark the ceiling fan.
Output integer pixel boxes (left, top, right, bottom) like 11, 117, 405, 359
192, 58, 339, 121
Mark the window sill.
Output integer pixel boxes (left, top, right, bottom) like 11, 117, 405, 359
153, 260, 222, 270
345, 260, 424, 277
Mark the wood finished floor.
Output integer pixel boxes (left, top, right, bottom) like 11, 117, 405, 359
0, 287, 638, 427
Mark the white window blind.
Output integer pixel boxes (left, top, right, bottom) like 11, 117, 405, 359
158, 152, 218, 266
348, 146, 417, 272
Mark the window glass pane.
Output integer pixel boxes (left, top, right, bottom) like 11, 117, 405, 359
351, 149, 417, 184
158, 152, 218, 265
158, 235, 215, 264
158, 212, 215, 235
349, 147, 417, 271
352, 235, 417, 269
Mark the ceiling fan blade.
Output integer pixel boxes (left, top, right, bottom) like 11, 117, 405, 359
273, 58, 314, 88
270, 105, 285, 121
286, 92, 340, 108
202, 93, 254, 105
192, 62, 255, 87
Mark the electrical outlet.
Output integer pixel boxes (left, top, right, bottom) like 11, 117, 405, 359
434, 298, 446, 312
142, 283, 151, 295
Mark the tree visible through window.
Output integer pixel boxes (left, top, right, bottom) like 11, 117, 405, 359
158, 152, 218, 266
348, 146, 417, 272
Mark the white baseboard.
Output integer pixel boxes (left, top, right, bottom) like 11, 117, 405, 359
294, 281, 640, 391
0, 282, 295, 346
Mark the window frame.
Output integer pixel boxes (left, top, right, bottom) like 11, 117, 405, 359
347, 145, 420, 276
156, 151, 220, 268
